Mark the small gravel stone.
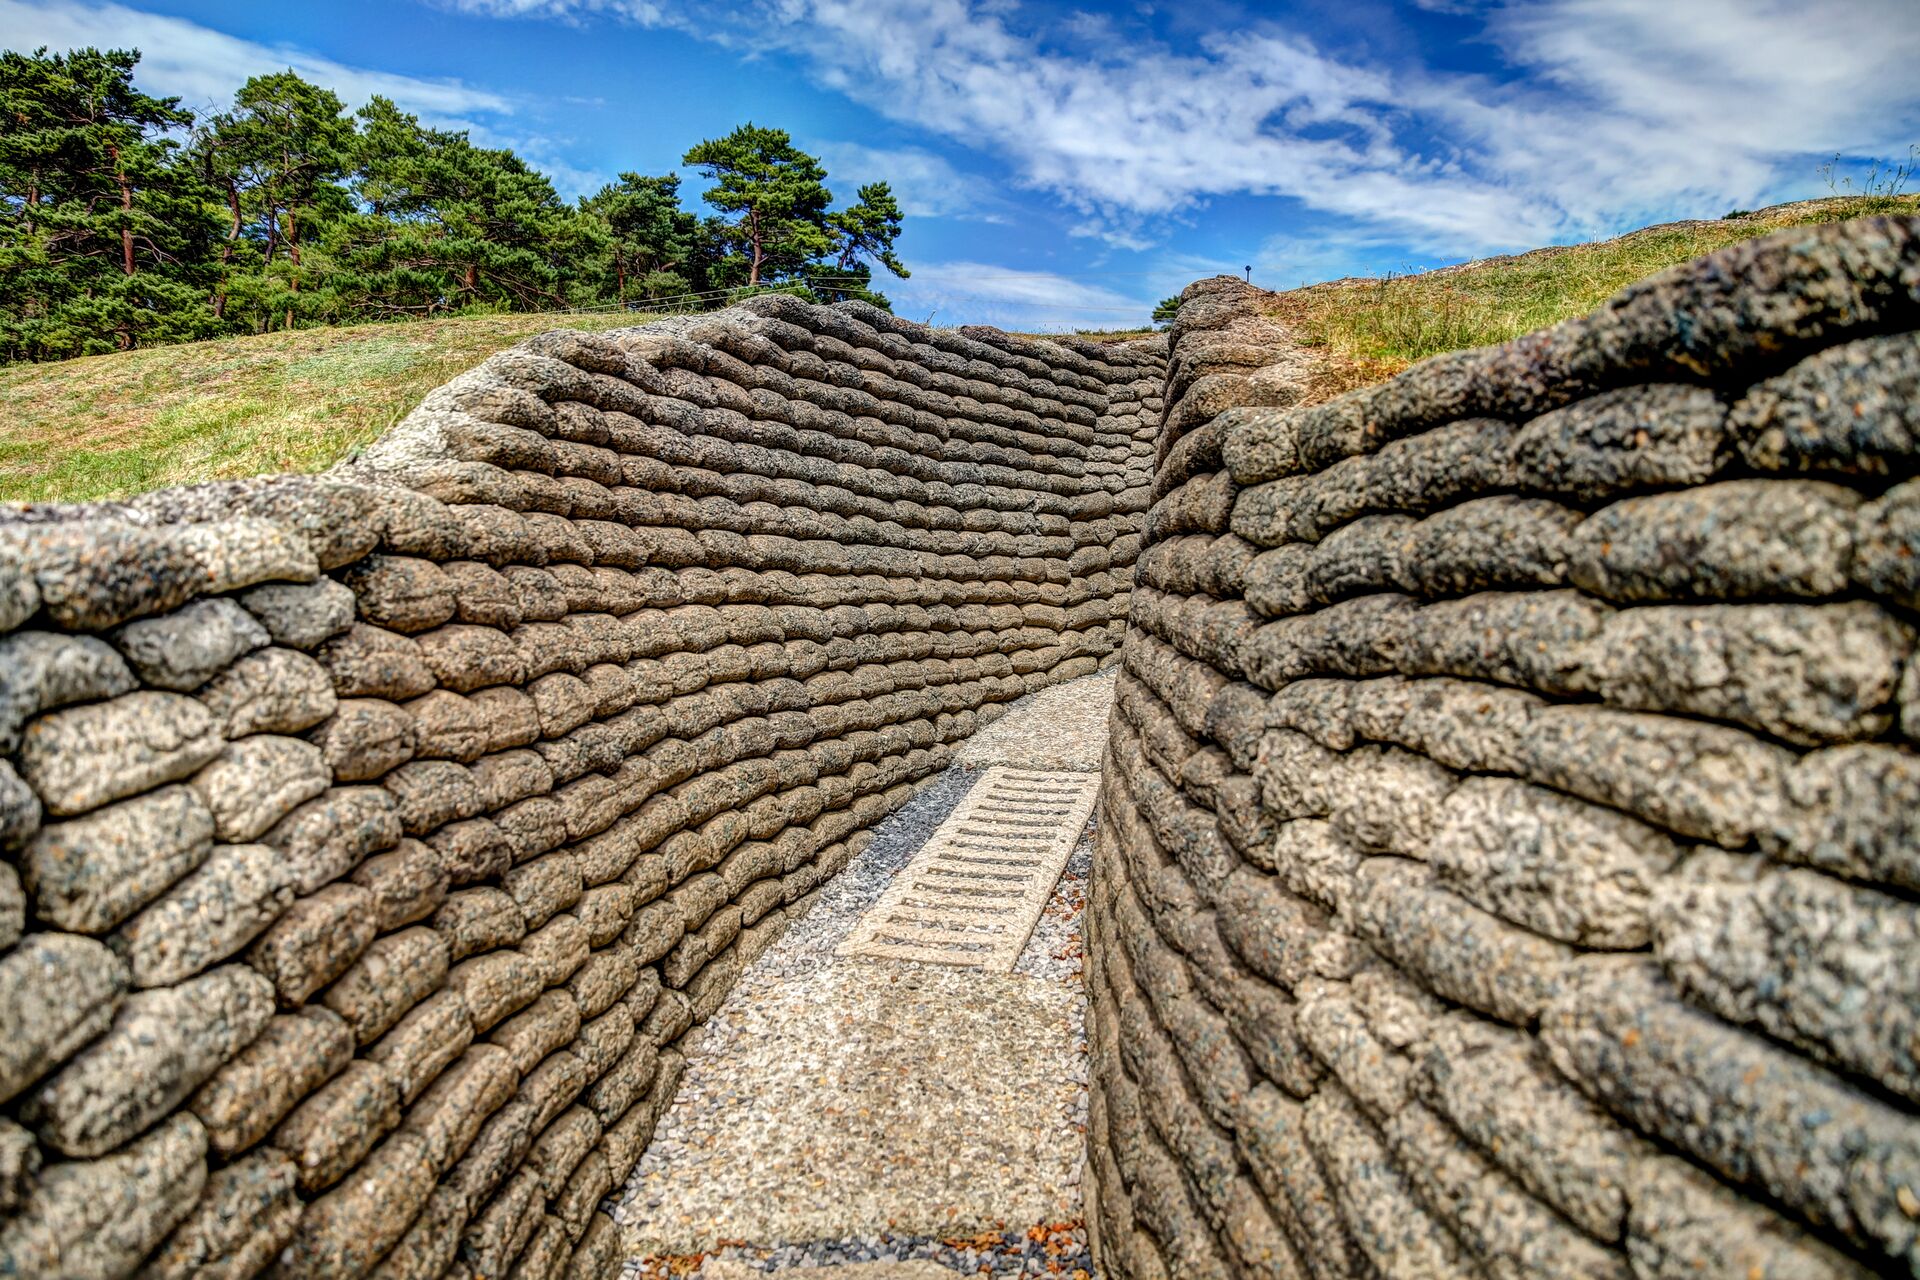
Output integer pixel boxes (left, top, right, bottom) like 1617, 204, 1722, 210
648, 1221, 1097, 1279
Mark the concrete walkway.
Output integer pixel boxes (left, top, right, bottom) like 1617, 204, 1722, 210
614, 670, 1115, 1278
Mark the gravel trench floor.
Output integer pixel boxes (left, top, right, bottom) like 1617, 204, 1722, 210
615, 670, 1114, 1278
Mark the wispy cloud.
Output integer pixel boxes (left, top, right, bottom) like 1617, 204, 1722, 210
427, 0, 672, 21
808, 141, 1009, 222
0, 0, 512, 126
1068, 221, 1156, 253
438, 0, 1920, 255
1446, 0, 1920, 228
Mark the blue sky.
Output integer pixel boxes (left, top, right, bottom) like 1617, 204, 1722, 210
6, 0, 1919, 329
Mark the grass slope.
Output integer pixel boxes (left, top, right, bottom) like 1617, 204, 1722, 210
1263, 194, 1919, 403
0, 310, 657, 505
2, 196, 1912, 505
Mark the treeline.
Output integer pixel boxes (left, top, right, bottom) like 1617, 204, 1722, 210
0, 47, 909, 363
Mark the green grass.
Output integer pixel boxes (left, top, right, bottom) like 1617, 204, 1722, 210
1264, 195, 1920, 400
0, 309, 658, 504
5, 196, 1914, 504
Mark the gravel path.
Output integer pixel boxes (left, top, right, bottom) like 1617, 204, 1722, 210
615, 670, 1112, 1278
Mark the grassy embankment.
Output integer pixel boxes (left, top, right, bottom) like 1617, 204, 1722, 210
0, 310, 658, 504
2, 195, 1912, 504
1265, 194, 1919, 403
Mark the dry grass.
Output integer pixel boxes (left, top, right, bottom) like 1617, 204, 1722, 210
1263, 195, 1920, 402
8, 196, 1912, 504
0, 310, 658, 505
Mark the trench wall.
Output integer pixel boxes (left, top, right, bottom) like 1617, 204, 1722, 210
1086, 216, 1920, 1280
0, 294, 1163, 1279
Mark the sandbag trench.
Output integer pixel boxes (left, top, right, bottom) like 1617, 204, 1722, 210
1087, 215, 1920, 1280
0, 294, 1163, 1279
5, 212, 1920, 1280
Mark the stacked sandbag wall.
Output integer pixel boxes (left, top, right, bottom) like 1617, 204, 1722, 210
1086, 217, 1920, 1279
0, 294, 1163, 1279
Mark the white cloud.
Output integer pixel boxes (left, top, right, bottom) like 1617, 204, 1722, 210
439, 0, 1920, 256
1068, 220, 1157, 253
0, 0, 513, 126
429, 0, 671, 21
1488, 0, 1917, 159
884, 261, 1152, 331
809, 140, 1008, 221
502, 138, 609, 198
1443, 0, 1920, 225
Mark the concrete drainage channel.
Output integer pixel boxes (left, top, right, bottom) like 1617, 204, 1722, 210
838, 768, 1101, 972
616, 671, 1114, 1279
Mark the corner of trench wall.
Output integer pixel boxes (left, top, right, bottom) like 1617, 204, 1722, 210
0, 293, 1165, 1279
1084, 214, 1920, 1280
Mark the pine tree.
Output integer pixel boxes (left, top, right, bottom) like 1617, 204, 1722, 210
195, 71, 354, 331
0, 47, 221, 360
328, 97, 580, 319
682, 124, 834, 288
579, 172, 706, 306
830, 182, 907, 278
821, 181, 908, 307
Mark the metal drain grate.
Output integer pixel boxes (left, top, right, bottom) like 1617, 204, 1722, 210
838, 767, 1101, 971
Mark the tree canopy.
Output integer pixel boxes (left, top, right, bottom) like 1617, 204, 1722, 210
0, 47, 917, 362
329, 96, 586, 321
680, 122, 909, 307
197, 71, 355, 330
0, 47, 222, 359
684, 123, 832, 288
581, 172, 706, 305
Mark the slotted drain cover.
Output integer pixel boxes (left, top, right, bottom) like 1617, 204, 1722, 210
837, 767, 1101, 972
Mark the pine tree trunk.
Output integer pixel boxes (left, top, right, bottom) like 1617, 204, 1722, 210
223, 183, 241, 255
286, 209, 300, 331
108, 145, 134, 276
214, 180, 241, 319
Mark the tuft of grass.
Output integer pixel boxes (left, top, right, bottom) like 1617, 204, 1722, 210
1264, 195, 1919, 402
0, 310, 658, 505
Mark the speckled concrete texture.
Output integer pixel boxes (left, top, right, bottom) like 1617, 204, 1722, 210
958, 669, 1117, 773
838, 768, 1100, 971
618, 673, 1112, 1271
619, 955, 1081, 1254
696, 1260, 960, 1279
